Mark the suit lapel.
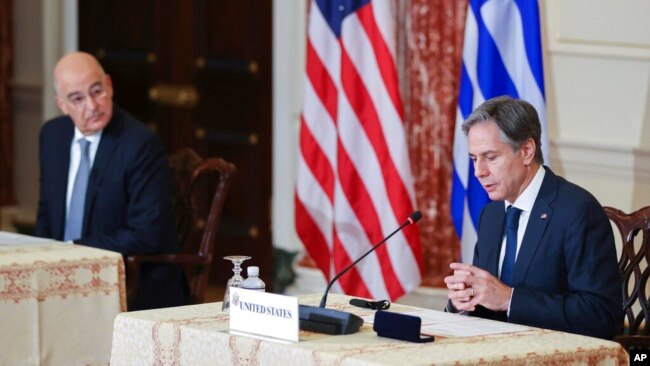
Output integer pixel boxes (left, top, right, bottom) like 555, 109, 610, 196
485, 207, 506, 277
83, 110, 121, 233
474, 203, 507, 277
514, 167, 558, 284
52, 124, 74, 239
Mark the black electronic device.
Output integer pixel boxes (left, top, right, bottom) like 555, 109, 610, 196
299, 211, 422, 335
373, 311, 434, 343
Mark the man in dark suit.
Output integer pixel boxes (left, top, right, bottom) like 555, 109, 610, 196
444, 96, 621, 339
36, 51, 187, 310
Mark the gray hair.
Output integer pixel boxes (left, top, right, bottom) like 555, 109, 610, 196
462, 95, 544, 164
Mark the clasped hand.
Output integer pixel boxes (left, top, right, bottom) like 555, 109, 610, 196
444, 262, 512, 312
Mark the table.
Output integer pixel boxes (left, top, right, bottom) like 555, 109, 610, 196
110, 293, 628, 365
0, 234, 126, 366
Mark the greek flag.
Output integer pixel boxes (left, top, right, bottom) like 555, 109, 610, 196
451, 0, 548, 263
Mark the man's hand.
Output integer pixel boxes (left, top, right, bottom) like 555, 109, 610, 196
444, 262, 513, 312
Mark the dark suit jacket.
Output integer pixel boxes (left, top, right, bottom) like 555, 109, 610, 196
36, 106, 187, 310
470, 167, 622, 339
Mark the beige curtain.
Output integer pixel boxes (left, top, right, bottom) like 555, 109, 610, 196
403, 0, 467, 286
0, 0, 15, 205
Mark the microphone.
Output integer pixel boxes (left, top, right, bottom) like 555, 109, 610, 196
299, 211, 422, 335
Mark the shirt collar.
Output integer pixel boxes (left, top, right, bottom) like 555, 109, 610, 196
73, 128, 103, 145
505, 165, 545, 212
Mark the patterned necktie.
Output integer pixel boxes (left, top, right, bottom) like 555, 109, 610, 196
64, 138, 91, 241
500, 205, 522, 286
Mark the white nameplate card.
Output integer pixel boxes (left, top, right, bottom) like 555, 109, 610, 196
229, 287, 299, 343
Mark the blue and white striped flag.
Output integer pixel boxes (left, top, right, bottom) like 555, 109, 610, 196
451, 0, 548, 263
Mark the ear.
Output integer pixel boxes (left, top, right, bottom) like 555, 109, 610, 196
55, 95, 70, 115
105, 74, 114, 97
521, 138, 536, 165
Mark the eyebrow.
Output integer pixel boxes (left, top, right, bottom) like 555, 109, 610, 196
65, 81, 103, 99
66, 91, 82, 99
469, 150, 499, 158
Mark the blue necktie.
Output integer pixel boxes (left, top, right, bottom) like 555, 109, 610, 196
64, 139, 91, 241
500, 205, 522, 286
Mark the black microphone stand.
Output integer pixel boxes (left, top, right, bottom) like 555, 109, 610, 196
319, 212, 421, 308
299, 211, 422, 335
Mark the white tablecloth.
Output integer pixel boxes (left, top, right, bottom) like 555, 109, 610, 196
110, 293, 628, 365
0, 235, 125, 366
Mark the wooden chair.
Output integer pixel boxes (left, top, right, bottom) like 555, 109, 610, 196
126, 148, 236, 306
604, 206, 650, 349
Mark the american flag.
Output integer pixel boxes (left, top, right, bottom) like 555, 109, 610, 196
295, 0, 422, 301
451, 0, 548, 263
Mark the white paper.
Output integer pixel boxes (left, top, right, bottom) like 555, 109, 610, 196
0, 231, 56, 246
402, 310, 473, 324
421, 317, 530, 337
362, 309, 467, 325
364, 309, 531, 338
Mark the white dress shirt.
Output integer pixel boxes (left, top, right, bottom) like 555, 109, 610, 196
65, 129, 103, 222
